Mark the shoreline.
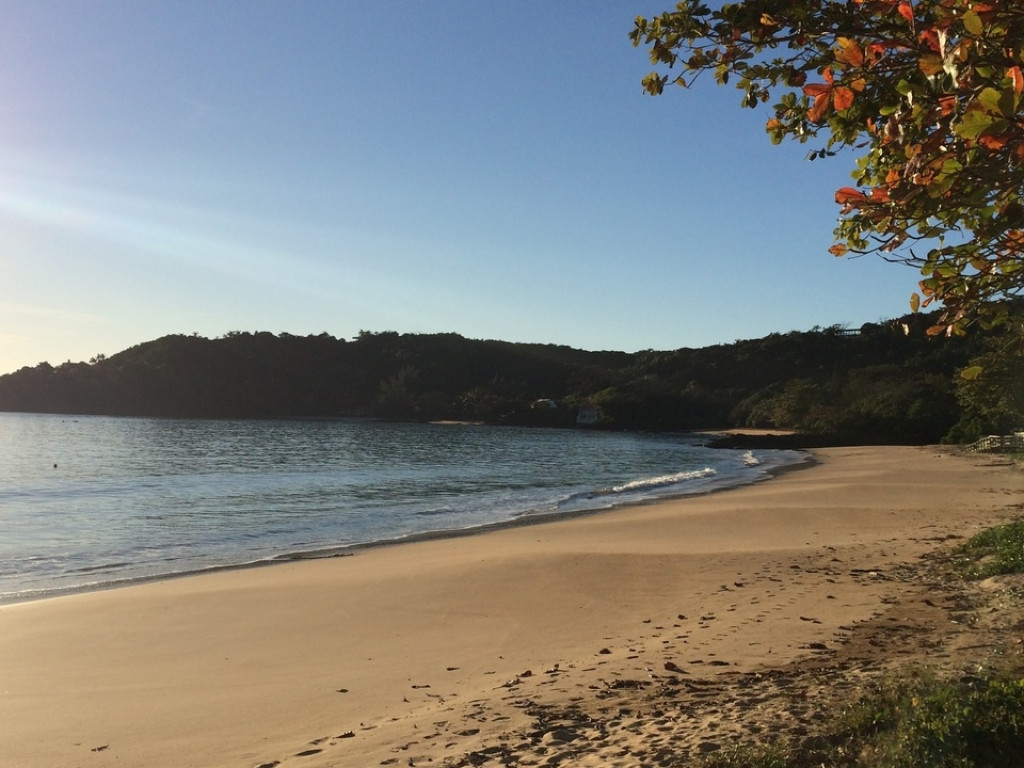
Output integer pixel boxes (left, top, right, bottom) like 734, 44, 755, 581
2, 446, 1022, 768
1, 447, 812, 607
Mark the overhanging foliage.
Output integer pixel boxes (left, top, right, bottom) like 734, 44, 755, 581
632, 1, 1024, 335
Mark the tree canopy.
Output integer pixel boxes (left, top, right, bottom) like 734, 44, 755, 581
0, 319, 992, 442
631, 1, 1024, 337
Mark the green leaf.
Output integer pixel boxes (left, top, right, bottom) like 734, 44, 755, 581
941, 157, 964, 176
963, 10, 983, 36
957, 107, 998, 140
977, 87, 1015, 118
961, 365, 984, 381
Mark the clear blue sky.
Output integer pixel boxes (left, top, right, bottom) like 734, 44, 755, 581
0, 1, 916, 375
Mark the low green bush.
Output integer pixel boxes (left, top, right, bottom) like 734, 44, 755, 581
952, 518, 1024, 578
850, 674, 1024, 768
699, 673, 1024, 768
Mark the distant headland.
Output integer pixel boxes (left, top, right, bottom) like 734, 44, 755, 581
0, 313, 989, 444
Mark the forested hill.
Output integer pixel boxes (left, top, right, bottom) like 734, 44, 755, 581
0, 317, 992, 443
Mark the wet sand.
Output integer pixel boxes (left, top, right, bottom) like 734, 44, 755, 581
1, 445, 1022, 767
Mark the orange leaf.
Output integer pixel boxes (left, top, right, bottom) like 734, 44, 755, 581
938, 95, 957, 116
829, 243, 848, 257
803, 83, 830, 97
897, 2, 914, 24
835, 187, 868, 204
978, 132, 1011, 150
1005, 229, 1024, 246
870, 187, 891, 202
832, 86, 856, 111
807, 93, 831, 122
1011, 66, 1024, 95
918, 53, 943, 76
835, 37, 864, 68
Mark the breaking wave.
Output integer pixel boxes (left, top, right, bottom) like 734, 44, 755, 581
612, 467, 717, 493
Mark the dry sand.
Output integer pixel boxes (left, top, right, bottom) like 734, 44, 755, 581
2, 446, 1023, 768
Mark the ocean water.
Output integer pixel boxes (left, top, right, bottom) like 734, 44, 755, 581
0, 413, 805, 602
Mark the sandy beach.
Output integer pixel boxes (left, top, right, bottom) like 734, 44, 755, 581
2, 445, 1023, 768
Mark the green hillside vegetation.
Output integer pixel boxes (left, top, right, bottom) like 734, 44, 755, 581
0, 314, 1012, 444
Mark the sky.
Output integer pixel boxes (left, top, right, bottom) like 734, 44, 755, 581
0, 1, 919, 375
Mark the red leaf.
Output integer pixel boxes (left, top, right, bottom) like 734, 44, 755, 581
897, 2, 914, 24
918, 29, 939, 52
835, 187, 868, 205
868, 41, 897, 59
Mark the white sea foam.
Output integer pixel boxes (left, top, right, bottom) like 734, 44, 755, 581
612, 467, 717, 493
743, 450, 761, 466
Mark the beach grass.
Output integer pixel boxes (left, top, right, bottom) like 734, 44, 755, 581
695, 518, 1024, 768
952, 516, 1024, 578
699, 672, 1024, 768
843, 672, 1024, 768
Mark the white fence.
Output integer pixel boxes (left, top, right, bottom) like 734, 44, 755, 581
965, 434, 1024, 453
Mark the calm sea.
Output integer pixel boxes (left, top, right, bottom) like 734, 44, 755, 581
0, 412, 804, 602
